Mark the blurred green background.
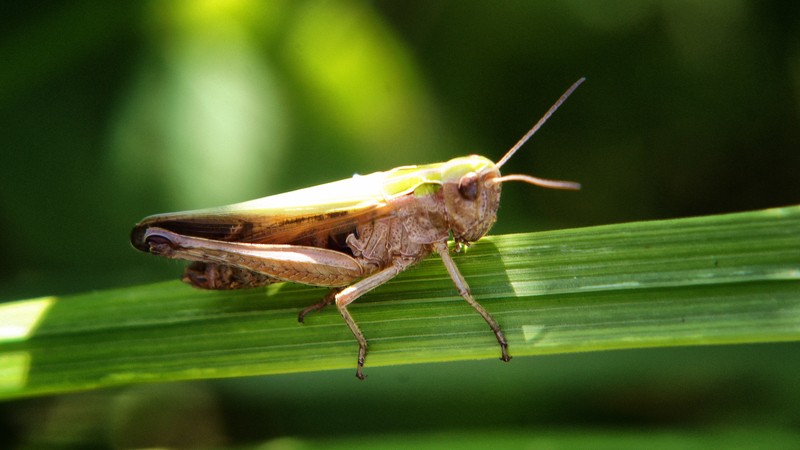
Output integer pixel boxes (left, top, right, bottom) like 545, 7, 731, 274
1, 1, 799, 448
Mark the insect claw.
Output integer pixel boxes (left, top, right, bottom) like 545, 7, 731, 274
297, 305, 317, 323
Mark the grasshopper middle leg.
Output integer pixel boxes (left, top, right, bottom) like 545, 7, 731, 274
332, 265, 403, 380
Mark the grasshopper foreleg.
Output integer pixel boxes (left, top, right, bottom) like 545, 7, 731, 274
433, 241, 511, 362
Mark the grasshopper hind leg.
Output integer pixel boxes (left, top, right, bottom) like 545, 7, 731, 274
297, 288, 342, 323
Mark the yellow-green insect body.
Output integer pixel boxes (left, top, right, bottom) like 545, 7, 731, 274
131, 79, 584, 379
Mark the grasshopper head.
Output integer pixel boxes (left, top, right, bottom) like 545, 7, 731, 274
441, 78, 587, 245
441, 156, 502, 244
441, 153, 580, 245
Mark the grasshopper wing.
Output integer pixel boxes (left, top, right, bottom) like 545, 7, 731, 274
131, 166, 442, 252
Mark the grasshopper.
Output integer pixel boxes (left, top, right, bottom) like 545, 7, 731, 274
131, 78, 584, 379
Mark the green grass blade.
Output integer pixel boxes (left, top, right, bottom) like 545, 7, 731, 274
1, 205, 799, 399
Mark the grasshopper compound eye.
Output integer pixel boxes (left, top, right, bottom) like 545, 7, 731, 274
458, 172, 480, 200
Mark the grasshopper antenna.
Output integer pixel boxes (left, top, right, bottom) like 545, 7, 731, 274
495, 77, 585, 170
491, 173, 580, 190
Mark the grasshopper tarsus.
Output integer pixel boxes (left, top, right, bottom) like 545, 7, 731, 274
356, 348, 367, 380
296, 305, 316, 324
495, 331, 511, 362
499, 345, 512, 363
338, 301, 370, 379
493, 329, 511, 362
297, 288, 341, 323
